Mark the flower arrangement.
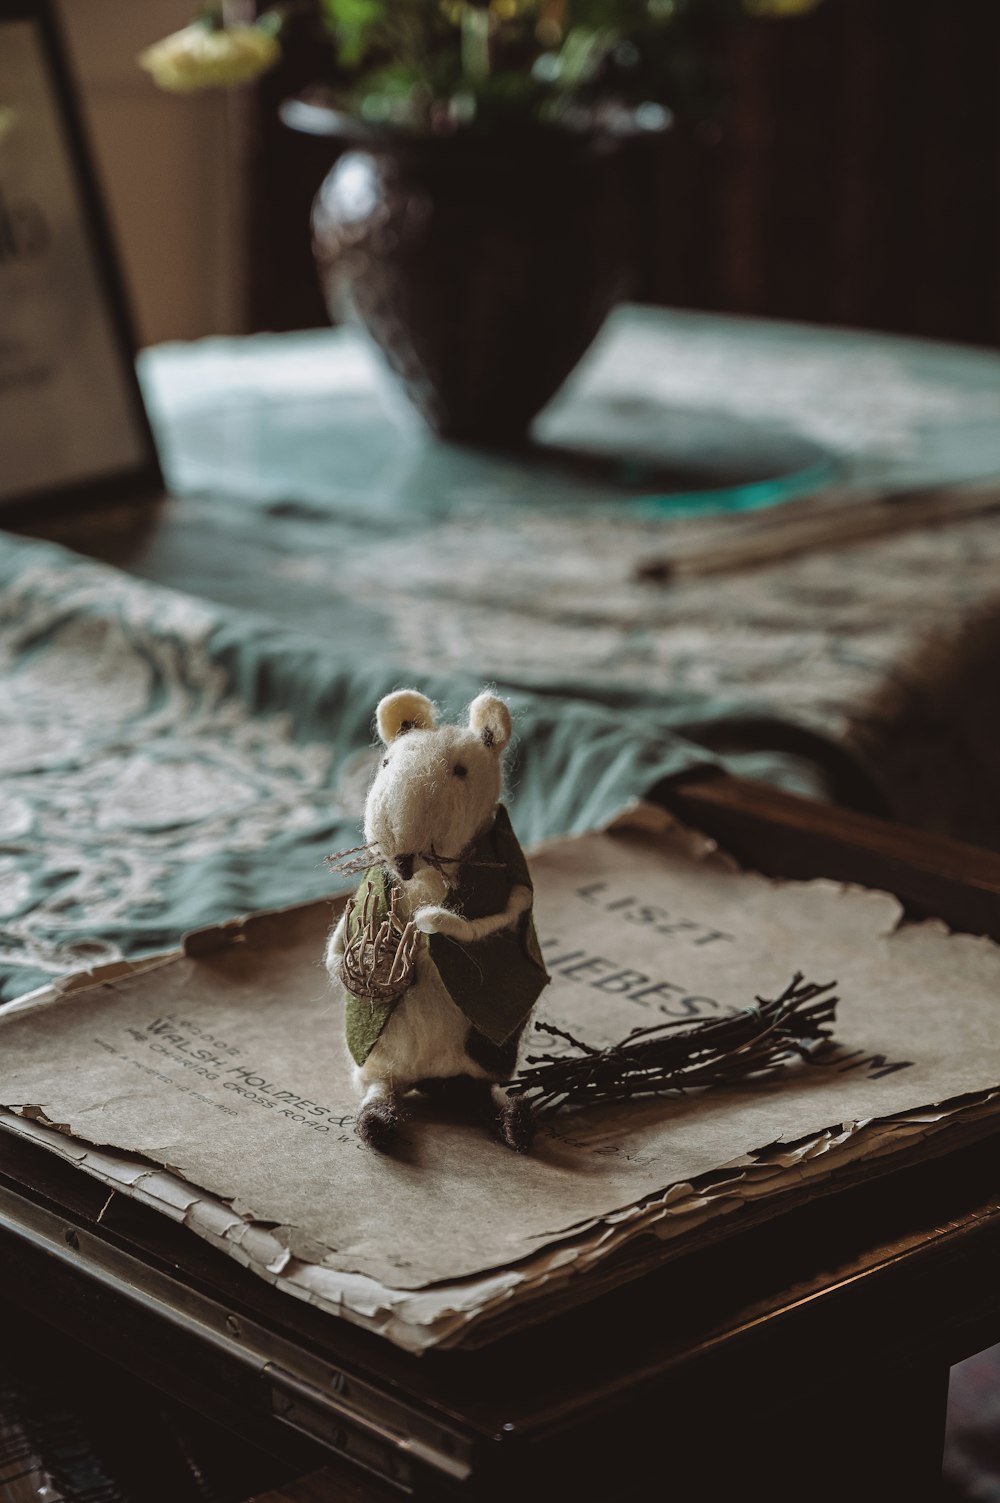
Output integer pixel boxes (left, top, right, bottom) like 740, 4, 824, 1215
140, 0, 825, 132
138, 0, 829, 442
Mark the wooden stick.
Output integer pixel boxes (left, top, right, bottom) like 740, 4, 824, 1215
635, 478, 1000, 582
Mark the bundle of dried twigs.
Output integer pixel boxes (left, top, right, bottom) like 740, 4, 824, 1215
340, 884, 419, 1005
510, 973, 839, 1114
326, 840, 502, 882
326, 842, 382, 879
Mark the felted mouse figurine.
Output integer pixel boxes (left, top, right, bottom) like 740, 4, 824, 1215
325, 689, 550, 1153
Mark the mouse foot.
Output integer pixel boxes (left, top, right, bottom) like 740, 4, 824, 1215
356, 1094, 405, 1152
494, 1092, 536, 1154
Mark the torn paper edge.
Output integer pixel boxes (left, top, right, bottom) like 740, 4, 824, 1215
4, 1088, 998, 1355
2, 807, 997, 1351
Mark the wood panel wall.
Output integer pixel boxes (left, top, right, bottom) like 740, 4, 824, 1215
653, 0, 1000, 345
60, 0, 246, 344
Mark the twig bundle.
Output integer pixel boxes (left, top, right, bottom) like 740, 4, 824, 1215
340, 884, 418, 1005
325, 842, 382, 878
510, 973, 839, 1114
325, 841, 501, 881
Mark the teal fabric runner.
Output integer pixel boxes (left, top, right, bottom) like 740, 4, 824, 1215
0, 530, 838, 1004
36, 308, 1000, 755
11, 305, 997, 1003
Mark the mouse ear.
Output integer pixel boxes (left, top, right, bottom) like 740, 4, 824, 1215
468, 691, 512, 753
376, 690, 437, 745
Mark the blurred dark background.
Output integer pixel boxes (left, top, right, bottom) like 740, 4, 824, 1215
243, 0, 1000, 348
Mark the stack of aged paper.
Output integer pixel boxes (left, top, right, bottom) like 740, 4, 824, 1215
2, 806, 1000, 1353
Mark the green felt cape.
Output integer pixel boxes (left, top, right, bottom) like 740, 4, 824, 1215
344, 805, 549, 1067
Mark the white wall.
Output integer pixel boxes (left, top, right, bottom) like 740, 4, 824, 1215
56, 0, 246, 345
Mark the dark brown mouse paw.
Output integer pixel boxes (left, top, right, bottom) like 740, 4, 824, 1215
495, 1094, 536, 1153
356, 1095, 405, 1151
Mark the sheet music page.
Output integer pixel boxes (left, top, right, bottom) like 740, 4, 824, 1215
2, 807, 998, 1293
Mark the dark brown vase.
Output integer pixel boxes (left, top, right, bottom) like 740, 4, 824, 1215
299, 115, 635, 443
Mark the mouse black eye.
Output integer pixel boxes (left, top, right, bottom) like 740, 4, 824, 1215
382, 758, 389, 768
452, 764, 468, 779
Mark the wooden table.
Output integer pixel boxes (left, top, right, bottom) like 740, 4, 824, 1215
7, 288, 1000, 1501
3, 773, 1000, 1503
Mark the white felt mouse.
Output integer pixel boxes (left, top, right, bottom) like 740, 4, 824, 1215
325, 689, 549, 1152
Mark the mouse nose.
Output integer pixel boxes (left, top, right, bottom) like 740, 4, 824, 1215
395, 853, 415, 882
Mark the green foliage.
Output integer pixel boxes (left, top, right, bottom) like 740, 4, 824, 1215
294, 0, 825, 130
319, 0, 391, 68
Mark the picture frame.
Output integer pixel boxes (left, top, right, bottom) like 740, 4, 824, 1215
0, 0, 162, 518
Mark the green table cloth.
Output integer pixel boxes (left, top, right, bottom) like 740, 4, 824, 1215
4, 305, 1000, 1004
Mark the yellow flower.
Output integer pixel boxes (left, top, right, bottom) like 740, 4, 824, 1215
138, 23, 281, 93
743, 0, 824, 15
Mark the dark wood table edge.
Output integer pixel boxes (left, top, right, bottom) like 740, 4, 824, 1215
663, 769, 1000, 941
